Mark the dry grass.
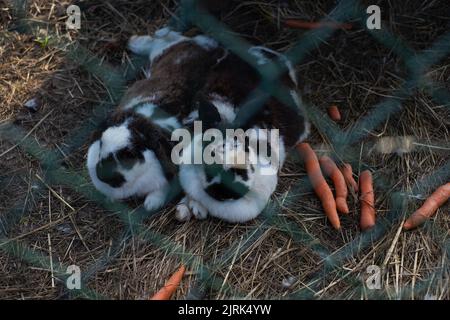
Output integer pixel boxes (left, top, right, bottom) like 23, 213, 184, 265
0, 0, 449, 300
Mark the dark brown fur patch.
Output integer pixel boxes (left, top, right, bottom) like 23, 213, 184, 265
204, 164, 250, 201
96, 154, 126, 188
127, 115, 178, 180
120, 41, 226, 120
196, 52, 308, 148
90, 36, 227, 190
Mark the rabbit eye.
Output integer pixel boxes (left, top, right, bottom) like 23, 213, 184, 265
96, 154, 126, 188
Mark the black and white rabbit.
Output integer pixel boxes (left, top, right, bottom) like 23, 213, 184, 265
177, 48, 310, 223
87, 27, 224, 211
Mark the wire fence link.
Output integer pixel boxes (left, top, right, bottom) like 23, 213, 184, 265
0, 0, 449, 299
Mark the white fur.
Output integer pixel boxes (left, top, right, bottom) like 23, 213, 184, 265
135, 103, 157, 118
179, 162, 277, 223
122, 96, 157, 110
88, 29, 221, 213
297, 120, 310, 144
277, 137, 287, 168
232, 171, 252, 188
246, 127, 287, 173
205, 173, 221, 187
99, 124, 131, 159
144, 187, 168, 211
220, 138, 247, 169
289, 90, 310, 143
128, 28, 188, 63
249, 46, 298, 87
290, 90, 302, 109
128, 29, 218, 66
178, 132, 278, 223
127, 35, 154, 56
182, 110, 199, 125
126, 100, 181, 132
210, 94, 236, 123
154, 116, 181, 131
188, 197, 208, 220
175, 196, 209, 221
193, 35, 218, 50
87, 142, 168, 202
175, 197, 192, 222
248, 47, 269, 65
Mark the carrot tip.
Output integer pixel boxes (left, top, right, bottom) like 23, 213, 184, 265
361, 223, 375, 231
403, 221, 415, 230
332, 223, 341, 230
328, 214, 341, 229
298, 143, 341, 230
336, 198, 350, 214
327, 105, 342, 122
402, 183, 450, 230
149, 264, 186, 300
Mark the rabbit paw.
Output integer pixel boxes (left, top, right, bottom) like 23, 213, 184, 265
188, 198, 208, 220
175, 199, 192, 222
175, 197, 208, 221
144, 189, 166, 211
128, 35, 154, 55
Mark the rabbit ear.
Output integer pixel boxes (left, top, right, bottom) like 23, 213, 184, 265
197, 94, 221, 129
90, 110, 131, 143
127, 116, 178, 179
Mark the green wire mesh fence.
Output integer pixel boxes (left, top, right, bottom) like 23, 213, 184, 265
0, 0, 449, 299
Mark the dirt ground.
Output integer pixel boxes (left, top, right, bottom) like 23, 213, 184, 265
0, 0, 449, 299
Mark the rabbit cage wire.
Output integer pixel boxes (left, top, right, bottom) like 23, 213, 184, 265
0, 0, 449, 299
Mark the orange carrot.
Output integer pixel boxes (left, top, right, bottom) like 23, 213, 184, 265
359, 170, 376, 231
403, 183, 450, 230
327, 105, 342, 122
284, 19, 353, 30
341, 163, 359, 193
319, 156, 349, 214
150, 265, 186, 300
297, 143, 340, 229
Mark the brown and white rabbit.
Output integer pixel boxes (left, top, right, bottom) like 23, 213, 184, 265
177, 47, 310, 222
87, 27, 224, 211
